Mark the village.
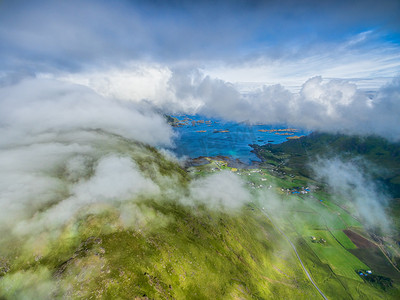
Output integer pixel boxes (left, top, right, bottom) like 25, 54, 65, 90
188, 157, 317, 195
281, 186, 312, 195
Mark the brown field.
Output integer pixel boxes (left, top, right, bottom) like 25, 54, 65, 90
343, 230, 376, 248
349, 248, 400, 281
344, 230, 400, 280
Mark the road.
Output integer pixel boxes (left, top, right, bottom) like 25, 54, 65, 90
260, 208, 328, 300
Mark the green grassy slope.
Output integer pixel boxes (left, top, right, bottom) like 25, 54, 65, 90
0, 136, 321, 299
2, 133, 400, 299
0, 196, 320, 299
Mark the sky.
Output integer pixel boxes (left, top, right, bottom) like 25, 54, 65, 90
0, 0, 400, 137
1, 0, 399, 85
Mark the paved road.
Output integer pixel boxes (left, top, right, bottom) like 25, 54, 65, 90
260, 208, 328, 300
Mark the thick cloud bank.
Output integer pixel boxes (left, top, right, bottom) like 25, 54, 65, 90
0, 78, 173, 147
61, 67, 400, 141
166, 71, 400, 141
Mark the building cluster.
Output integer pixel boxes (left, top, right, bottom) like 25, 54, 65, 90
281, 187, 311, 195
311, 236, 326, 244
247, 182, 273, 189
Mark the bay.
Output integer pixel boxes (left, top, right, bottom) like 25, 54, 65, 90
168, 115, 310, 163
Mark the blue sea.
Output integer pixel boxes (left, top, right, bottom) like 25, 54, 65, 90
169, 115, 310, 163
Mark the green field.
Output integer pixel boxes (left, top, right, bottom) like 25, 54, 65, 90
304, 230, 368, 280
331, 230, 358, 249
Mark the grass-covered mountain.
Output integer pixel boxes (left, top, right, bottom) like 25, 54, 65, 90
0, 131, 322, 299
2, 130, 400, 299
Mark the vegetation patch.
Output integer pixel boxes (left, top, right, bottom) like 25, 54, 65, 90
356, 269, 393, 290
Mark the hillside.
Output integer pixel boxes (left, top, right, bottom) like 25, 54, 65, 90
1, 131, 400, 299
251, 132, 400, 197
0, 131, 321, 299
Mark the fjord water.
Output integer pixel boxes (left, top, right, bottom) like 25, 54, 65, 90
169, 115, 310, 163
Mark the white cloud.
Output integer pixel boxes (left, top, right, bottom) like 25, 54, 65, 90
28, 155, 160, 230
310, 157, 390, 232
205, 51, 400, 92
51, 64, 173, 104
72, 155, 159, 202
189, 171, 250, 210
0, 77, 174, 148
